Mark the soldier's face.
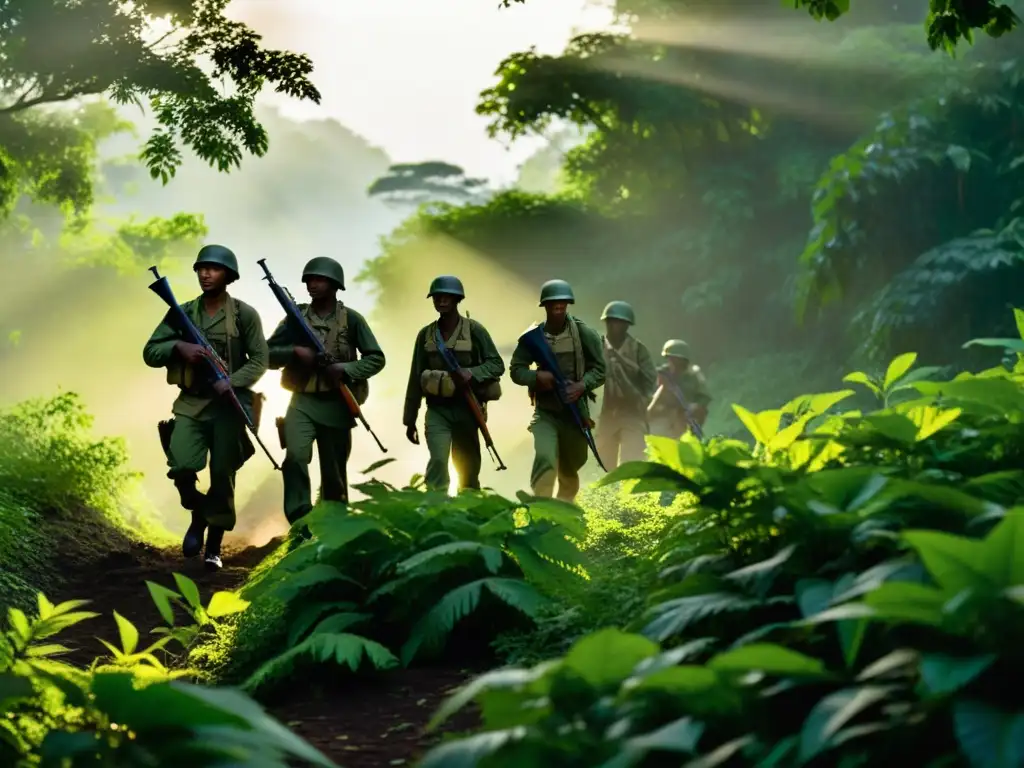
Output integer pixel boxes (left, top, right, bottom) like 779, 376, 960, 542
305, 276, 334, 300
432, 293, 457, 315
196, 265, 228, 293
605, 319, 628, 341
668, 357, 688, 374
544, 300, 568, 323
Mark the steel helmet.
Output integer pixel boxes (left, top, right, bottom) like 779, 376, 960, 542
539, 279, 575, 306
301, 257, 345, 290
426, 275, 465, 299
194, 244, 239, 282
662, 339, 691, 359
601, 301, 635, 325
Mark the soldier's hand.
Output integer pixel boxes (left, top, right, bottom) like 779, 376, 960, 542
535, 370, 556, 391
175, 342, 207, 364
213, 379, 233, 396
293, 346, 316, 366
564, 381, 585, 402
406, 425, 420, 445
326, 362, 347, 383
456, 369, 473, 385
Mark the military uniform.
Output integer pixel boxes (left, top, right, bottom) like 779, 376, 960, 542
403, 276, 505, 492
266, 257, 385, 523
509, 279, 605, 502
596, 301, 658, 468
143, 245, 268, 567
647, 339, 712, 438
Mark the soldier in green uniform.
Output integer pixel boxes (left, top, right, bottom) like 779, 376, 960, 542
509, 279, 606, 502
647, 339, 712, 438
596, 300, 658, 468
403, 276, 505, 492
266, 257, 386, 524
143, 245, 269, 570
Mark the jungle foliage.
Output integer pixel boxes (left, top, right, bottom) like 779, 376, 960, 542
192, 473, 590, 697
360, 1, 1024, 420
418, 311, 1024, 767
0, 574, 339, 766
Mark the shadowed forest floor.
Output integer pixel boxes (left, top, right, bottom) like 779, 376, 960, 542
53, 538, 478, 767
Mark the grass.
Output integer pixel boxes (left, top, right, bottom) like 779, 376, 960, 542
0, 392, 172, 609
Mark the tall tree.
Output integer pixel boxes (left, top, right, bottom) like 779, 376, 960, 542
0, 0, 321, 215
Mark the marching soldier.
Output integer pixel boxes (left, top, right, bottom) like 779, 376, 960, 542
143, 245, 269, 570
509, 279, 605, 502
647, 339, 712, 438
266, 257, 385, 524
595, 301, 657, 468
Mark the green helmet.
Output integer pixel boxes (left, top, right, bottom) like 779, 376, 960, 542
427, 275, 465, 299
301, 257, 345, 289
662, 339, 691, 359
194, 244, 239, 281
539, 279, 575, 306
601, 300, 635, 324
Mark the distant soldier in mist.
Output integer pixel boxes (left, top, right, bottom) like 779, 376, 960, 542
403, 276, 505, 492
143, 245, 269, 571
595, 301, 658, 468
266, 257, 385, 524
647, 339, 712, 438
509, 279, 605, 502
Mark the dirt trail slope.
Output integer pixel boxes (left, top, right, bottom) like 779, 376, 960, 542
53, 539, 476, 767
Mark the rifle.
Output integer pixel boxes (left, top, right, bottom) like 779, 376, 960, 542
432, 324, 506, 470
147, 266, 281, 471
657, 371, 705, 441
518, 324, 607, 472
256, 258, 387, 454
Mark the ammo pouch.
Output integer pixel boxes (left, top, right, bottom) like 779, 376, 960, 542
475, 379, 502, 402
421, 370, 456, 398
348, 377, 369, 406
275, 417, 287, 450
158, 419, 176, 458
250, 392, 265, 431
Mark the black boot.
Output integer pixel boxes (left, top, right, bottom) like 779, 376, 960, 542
182, 511, 207, 558
204, 526, 224, 571
172, 472, 207, 511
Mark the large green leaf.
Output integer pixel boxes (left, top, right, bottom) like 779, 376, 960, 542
953, 700, 1024, 768
598, 717, 704, 768
707, 643, 829, 679
562, 629, 659, 688
798, 686, 893, 762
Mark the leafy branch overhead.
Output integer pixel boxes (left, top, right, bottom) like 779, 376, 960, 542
0, 0, 322, 192
500, 0, 1021, 52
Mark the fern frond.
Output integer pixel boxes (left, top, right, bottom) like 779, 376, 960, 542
641, 592, 760, 643
401, 578, 549, 666
242, 633, 398, 694
396, 541, 505, 578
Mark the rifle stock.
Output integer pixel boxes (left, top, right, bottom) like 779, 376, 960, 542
518, 324, 607, 472
146, 266, 281, 471
432, 325, 506, 470
256, 259, 387, 454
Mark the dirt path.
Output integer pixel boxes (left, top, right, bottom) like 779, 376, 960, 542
53, 538, 479, 767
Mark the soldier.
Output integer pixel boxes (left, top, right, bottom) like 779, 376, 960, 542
143, 245, 269, 570
595, 301, 658, 468
509, 279, 605, 502
403, 276, 505, 492
647, 339, 712, 438
266, 257, 385, 524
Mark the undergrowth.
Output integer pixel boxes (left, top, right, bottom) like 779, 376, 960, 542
0, 393, 170, 610
420, 311, 1024, 767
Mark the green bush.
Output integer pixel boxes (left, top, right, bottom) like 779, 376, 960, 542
0, 578, 334, 766
0, 393, 163, 609
197, 474, 589, 696
418, 313, 1024, 766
